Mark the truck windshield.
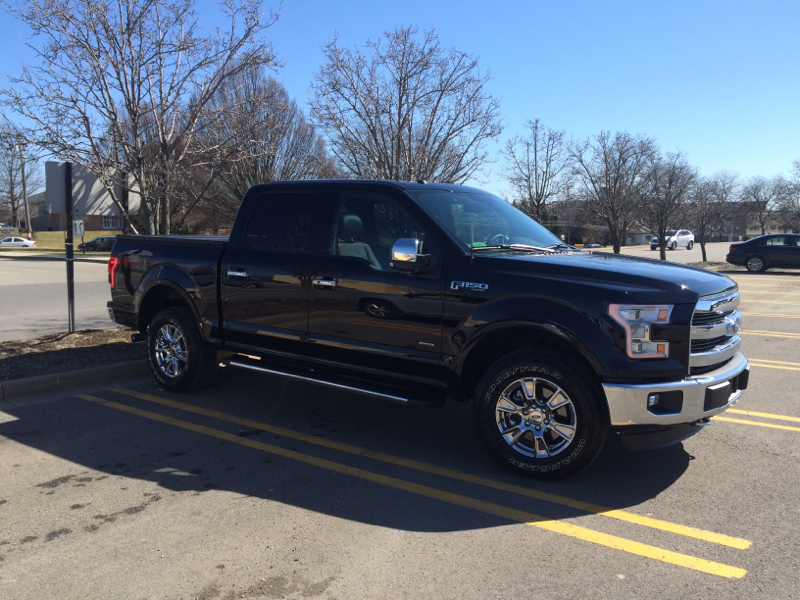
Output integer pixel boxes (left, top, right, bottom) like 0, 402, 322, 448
407, 190, 563, 250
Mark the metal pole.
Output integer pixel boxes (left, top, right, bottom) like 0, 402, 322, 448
65, 162, 75, 333
17, 144, 32, 240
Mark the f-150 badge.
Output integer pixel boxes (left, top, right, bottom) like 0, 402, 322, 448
451, 281, 489, 292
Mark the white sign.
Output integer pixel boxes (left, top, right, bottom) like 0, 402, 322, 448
73, 220, 85, 237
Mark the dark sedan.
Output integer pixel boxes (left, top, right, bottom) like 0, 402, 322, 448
726, 234, 800, 272
78, 236, 117, 251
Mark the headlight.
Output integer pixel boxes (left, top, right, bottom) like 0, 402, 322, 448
609, 304, 673, 358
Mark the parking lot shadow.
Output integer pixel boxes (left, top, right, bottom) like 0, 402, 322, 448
0, 370, 693, 533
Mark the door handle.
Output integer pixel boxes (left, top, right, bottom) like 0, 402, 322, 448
312, 277, 338, 290
227, 269, 249, 279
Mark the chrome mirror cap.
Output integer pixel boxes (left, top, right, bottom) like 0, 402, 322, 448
391, 238, 420, 263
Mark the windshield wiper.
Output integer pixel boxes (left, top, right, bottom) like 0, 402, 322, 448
546, 243, 576, 250
471, 244, 556, 253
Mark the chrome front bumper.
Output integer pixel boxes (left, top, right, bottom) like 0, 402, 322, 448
603, 352, 749, 426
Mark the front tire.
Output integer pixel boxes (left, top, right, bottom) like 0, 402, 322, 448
473, 351, 609, 480
687, 241, 694, 250
147, 307, 216, 392
746, 255, 767, 273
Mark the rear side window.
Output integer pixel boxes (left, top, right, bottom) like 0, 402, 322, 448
766, 236, 789, 246
245, 192, 320, 253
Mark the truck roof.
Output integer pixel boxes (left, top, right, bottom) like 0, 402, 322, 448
249, 179, 491, 194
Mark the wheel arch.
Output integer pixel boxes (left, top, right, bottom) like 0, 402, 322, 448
454, 323, 607, 405
137, 281, 202, 335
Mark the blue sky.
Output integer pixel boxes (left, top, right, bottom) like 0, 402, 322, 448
2, 0, 798, 196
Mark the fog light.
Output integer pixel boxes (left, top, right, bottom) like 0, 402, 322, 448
646, 391, 684, 415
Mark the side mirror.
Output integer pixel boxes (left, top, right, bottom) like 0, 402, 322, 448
390, 238, 430, 272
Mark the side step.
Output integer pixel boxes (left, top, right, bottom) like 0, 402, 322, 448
225, 356, 445, 407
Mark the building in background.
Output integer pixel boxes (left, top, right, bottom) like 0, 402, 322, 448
35, 162, 139, 231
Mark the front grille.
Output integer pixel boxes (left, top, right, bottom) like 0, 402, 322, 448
690, 289, 741, 369
692, 309, 734, 327
692, 335, 730, 353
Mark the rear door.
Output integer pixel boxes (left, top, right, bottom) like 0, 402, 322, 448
763, 235, 796, 267
220, 188, 332, 356
306, 186, 447, 383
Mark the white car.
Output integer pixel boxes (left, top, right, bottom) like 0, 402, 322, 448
0, 236, 36, 248
650, 229, 694, 251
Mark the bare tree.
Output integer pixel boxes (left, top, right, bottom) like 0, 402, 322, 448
2, 0, 279, 234
640, 151, 696, 260
309, 25, 503, 183
188, 68, 338, 232
502, 119, 571, 223
0, 122, 43, 235
686, 172, 738, 262
570, 131, 657, 253
740, 176, 779, 235
776, 160, 800, 232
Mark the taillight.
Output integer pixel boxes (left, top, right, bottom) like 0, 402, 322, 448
108, 256, 119, 289
729, 244, 737, 253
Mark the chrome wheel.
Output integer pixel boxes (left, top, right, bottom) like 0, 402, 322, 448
154, 324, 188, 378
495, 377, 577, 458
746, 256, 765, 272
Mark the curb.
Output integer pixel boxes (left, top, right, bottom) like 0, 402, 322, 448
0, 253, 110, 264
0, 360, 150, 402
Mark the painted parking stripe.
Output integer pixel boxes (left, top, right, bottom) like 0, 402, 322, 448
726, 409, 800, 424
748, 361, 800, 372
740, 330, 800, 339
714, 416, 800, 433
111, 387, 751, 550
740, 312, 800, 319
79, 393, 747, 579
740, 299, 800, 304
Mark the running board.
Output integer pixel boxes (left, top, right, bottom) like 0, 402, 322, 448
227, 359, 412, 404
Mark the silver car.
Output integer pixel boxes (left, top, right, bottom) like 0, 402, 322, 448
650, 229, 694, 251
0, 236, 36, 248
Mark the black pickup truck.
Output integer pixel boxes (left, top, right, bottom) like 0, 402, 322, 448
107, 180, 749, 479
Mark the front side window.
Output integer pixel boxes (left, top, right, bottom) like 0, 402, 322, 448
332, 192, 427, 270
408, 190, 561, 250
245, 192, 319, 253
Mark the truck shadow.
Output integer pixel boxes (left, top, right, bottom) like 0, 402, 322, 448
0, 368, 693, 535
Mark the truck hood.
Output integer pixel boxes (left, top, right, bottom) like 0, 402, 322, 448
482, 250, 735, 302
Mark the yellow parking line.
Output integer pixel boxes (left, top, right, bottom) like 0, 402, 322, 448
79, 393, 747, 579
726, 409, 800, 424
747, 359, 800, 366
111, 387, 751, 550
714, 416, 800, 433
737, 291, 794, 295
740, 300, 800, 306
740, 313, 800, 319
748, 361, 800, 372
740, 330, 800, 339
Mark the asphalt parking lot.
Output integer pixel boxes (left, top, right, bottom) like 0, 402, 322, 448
1, 268, 799, 599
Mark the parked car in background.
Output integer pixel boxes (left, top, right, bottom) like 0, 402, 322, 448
726, 234, 800, 272
0, 236, 35, 248
78, 236, 117, 251
650, 230, 694, 251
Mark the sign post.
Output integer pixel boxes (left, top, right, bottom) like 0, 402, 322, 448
65, 162, 75, 333
73, 220, 85, 254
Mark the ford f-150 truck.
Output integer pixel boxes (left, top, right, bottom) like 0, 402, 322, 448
107, 180, 749, 479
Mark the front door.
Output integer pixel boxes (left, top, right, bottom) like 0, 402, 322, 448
307, 188, 447, 384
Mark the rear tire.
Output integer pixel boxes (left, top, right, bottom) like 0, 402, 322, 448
745, 255, 767, 273
473, 351, 609, 480
147, 307, 216, 392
